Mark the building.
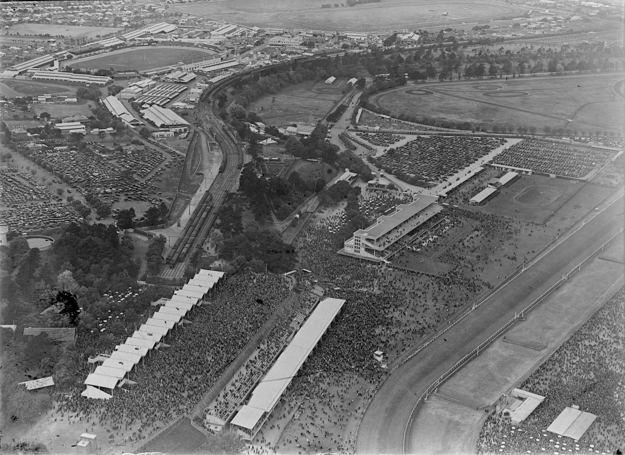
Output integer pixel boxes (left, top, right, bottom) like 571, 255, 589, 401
229, 298, 346, 440
195, 59, 240, 75
102, 96, 141, 126
54, 122, 86, 135
366, 176, 396, 193
268, 36, 303, 47
325, 76, 336, 84
347, 77, 358, 86
179, 57, 222, 72
340, 195, 442, 262
469, 187, 498, 205
336, 168, 358, 185
503, 389, 545, 425
397, 32, 420, 46
152, 130, 175, 139
140, 105, 189, 132
497, 171, 520, 188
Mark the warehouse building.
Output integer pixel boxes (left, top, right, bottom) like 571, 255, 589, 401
102, 96, 142, 126
140, 105, 189, 132
31, 71, 111, 86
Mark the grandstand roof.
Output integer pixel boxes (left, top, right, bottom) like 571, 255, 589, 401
152, 311, 182, 323
199, 269, 225, 278
507, 389, 545, 424
122, 22, 176, 40
81, 385, 111, 400
175, 289, 204, 299
125, 336, 156, 349
169, 294, 199, 306
31, 71, 111, 86
547, 407, 596, 440
165, 300, 194, 311
182, 284, 207, 294
498, 171, 519, 186
145, 317, 176, 329
94, 365, 126, 379
133, 329, 163, 343
117, 344, 149, 357
359, 195, 438, 240
102, 358, 134, 372
84, 373, 119, 390
11, 54, 54, 72
199, 60, 239, 73
470, 187, 498, 204
160, 306, 188, 316
231, 297, 346, 430
110, 350, 142, 365
140, 105, 189, 127
231, 405, 266, 430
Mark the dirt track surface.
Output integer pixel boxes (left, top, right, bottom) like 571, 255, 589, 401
356, 192, 624, 455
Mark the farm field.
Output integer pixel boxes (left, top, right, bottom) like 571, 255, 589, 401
0, 80, 76, 97
248, 79, 346, 127
6, 23, 122, 39
68, 47, 216, 72
372, 74, 625, 134
170, 0, 527, 32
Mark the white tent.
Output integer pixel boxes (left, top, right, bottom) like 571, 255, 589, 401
165, 300, 194, 312
116, 344, 149, 357
199, 269, 225, 278
170, 294, 199, 306
110, 350, 142, 365
125, 336, 156, 349
183, 284, 207, 294
102, 358, 134, 372
188, 279, 215, 290
81, 385, 112, 400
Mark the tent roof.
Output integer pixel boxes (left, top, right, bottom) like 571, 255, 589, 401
170, 294, 199, 305
84, 373, 119, 390
547, 407, 596, 440
133, 329, 163, 343
145, 317, 176, 329
19, 376, 54, 390
182, 284, 206, 294
175, 289, 204, 299
81, 385, 112, 400
198, 269, 225, 278
165, 300, 194, 311
160, 306, 187, 316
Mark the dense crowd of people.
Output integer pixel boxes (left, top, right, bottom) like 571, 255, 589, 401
492, 139, 612, 179
52, 272, 290, 446
374, 136, 505, 183
477, 287, 625, 455
355, 132, 405, 147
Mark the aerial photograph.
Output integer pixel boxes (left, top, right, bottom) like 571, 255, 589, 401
0, 0, 623, 454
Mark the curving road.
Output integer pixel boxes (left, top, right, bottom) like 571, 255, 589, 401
356, 192, 624, 455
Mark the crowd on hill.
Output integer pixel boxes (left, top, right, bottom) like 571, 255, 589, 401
52, 272, 290, 445
477, 287, 625, 455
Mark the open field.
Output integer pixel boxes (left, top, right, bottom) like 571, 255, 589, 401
0, 80, 76, 97
170, 0, 528, 32
466, 176, 611, 224
372, 74, 625, 133
249, 80, 346, 126
69, 47, 216, 72
6, 23, 122, 39
31, 103, 92, 119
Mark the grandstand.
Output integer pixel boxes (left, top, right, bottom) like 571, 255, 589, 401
31, 71, 111, 86
339, 195, 442, 262
470, 186, 498, 205
102, 96, 142, 126
229, 297, 346, 440
122, 22, 177, 41
81, 270, 224, 399
195, 59, 240, 75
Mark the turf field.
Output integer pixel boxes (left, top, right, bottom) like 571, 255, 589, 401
7, 23, 122, 39
248, 80, 346, 126
0, 80, 75, 96
69, 47, 216, 71
170, 0, 527, 32
372, 74, 625, 134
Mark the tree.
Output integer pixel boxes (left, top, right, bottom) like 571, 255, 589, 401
139, 127, 151, 139
145, 206, 161, 226
95, 202, 112, 218
39, 111, 51, 121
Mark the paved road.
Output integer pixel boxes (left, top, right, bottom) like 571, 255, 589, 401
356, 192, 624, 455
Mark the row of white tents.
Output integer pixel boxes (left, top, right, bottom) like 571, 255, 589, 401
82, 269, 225, 400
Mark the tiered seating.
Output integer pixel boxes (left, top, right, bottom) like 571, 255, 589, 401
492, 139, 611, 178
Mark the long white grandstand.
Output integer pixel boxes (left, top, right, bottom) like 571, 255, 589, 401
31, 71, 111, 86
339, 195, 442, 262
122, 22, 177, 41
82, 270, 225, 399
229, 297, 346, 440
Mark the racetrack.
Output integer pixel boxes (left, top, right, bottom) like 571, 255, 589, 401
356, 191, 624, 454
